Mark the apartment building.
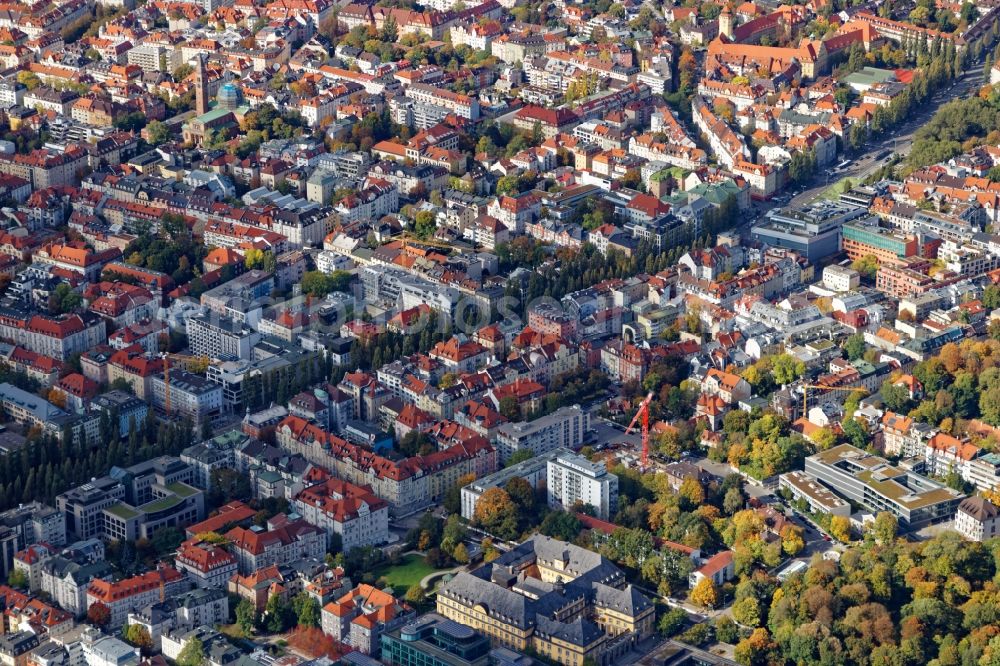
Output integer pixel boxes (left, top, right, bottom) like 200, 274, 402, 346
0, 311, 106, 361
185, 313, 261, 361
0, 146, 88, 189
546, 451, 618, 520
224, 515, 326, 575
180, 432, 244, 491
34, 243, 121, 283
880, 411, 934, 458
38, 549, 113, 616
924, 432, 981, 479
428, 337, 489, 373
86, 565, 190, 628
0, 382, 70, 436
127, 588, 229, 651
404, 83, 480, 120
150, 370, 223, 425
292, 477, 387, 551
174, 540, 238, 589
276, 416, 497, 515
494, 406, 590, 464
460, 450, 560, 520
90, 390, 149, 440
955, 497, 1000, 542
332, 179, 398, 224
966, 453, 1000, 493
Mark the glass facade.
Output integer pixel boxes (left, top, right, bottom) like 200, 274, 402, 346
382, 615, 492, 666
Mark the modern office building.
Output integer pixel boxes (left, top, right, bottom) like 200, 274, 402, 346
57, 458, 205, 542
751, 201, 869, 263
381, 613, 492, 666
778, 471, 851, 517
841, 220, 919, 264
802, 444, 964, 529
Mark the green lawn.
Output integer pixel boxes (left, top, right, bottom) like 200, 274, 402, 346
372, 555, 438, 589
819, 177, 856, 201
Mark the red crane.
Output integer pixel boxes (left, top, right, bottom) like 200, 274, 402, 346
625, 391, 655, 468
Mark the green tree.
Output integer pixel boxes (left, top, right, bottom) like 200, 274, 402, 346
733, 596, 762, 627
123, 624, 153, 652
176, 637, 205, 666
984, 284, 1000, 310
505, 449, 534, 466
658, 607, 688, 636
6, 568, 27, 589
50, 283, 81, 314
292, 592, 320, 628
771, 354, 805, 386
851, 254, 879, 279
843, 333, 866, 361
235, 598, 256, 636
715, 615, 740, 644
871, 511, 898, 544
173, 63, 193, 81
265, 594, 291, 633
145, 120, 171, 146
413, 211, 437, 239
301, 270, 351, 297
880, 380, 912, 413
498, 396, 521, 421
539, 510, 582, 541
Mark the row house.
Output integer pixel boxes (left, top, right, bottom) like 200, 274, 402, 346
0, 311, 106, 362
0, 345, 61, 387
276, 415, 497, 515
86, 565, 190, 629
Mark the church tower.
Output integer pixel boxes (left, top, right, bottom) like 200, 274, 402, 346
194, 53, 209, 116
719, 7, 734, 40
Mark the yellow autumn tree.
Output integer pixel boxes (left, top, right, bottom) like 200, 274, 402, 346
678, 477, 705, 507
779, 525, 805, 556
830, 515, 852, 543
46, 388, 66, 409
690, 577, 719, 609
